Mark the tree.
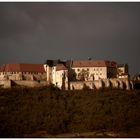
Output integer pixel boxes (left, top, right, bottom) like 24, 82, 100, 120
77, 69, 89, 81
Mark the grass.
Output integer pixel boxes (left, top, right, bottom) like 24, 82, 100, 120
0, 86, 140, 137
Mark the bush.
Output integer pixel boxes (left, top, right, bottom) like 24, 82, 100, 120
0, 87, 140, 137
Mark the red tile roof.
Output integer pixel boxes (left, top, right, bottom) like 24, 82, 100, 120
0, 64, 45, 73
56, 64, 67, 71
72, 60, 117, 68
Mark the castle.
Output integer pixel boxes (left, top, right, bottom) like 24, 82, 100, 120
0, 64, 46, 88
43, 59, 131, 90
0, 64, 46, 81
0, 59, 132, 89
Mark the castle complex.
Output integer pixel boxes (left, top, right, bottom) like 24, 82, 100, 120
0, 59, 132, 89
0, 64, 46, 81
44, 59, 130, 90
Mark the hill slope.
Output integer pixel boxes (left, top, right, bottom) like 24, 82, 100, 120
0, 87, 140, 137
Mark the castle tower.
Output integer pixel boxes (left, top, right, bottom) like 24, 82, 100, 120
44, 64, 51, 84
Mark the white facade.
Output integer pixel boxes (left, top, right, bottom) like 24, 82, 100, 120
118, 67, 125, 75
44, 64, 68, 89
72, 67, 107, 81
117, 64, 129, 79
55, 70, 68, 89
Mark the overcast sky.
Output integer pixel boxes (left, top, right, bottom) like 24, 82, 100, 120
0, 2, 139, 76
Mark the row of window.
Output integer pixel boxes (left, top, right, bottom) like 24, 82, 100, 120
0, 72, 44, 75
91, 73, 103, 76
77, 73, 103, 77
76, 68, 103, 71
93, 68, 102, 71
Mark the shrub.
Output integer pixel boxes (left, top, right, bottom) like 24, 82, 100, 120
0, 87, 140, 137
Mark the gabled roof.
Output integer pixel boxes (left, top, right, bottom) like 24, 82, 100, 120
56, 64, 67, 71
71, 60, 117, 68
0, 64, 45, 73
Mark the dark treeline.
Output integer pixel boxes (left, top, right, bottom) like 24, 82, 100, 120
0, 86, 140, 137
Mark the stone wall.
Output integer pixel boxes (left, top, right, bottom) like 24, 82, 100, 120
70, 78, 133, 90
13, 80, 47, 87
0, 73, 46, 81
0, 78, 133, 90
0, 80, 47, 88
0, 80, 11, 88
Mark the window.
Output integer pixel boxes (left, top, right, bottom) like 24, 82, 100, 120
87, 68, 89, 71
77, 69, 80, 71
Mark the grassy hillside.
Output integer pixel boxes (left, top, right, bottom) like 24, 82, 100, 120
0, 86, 140, 137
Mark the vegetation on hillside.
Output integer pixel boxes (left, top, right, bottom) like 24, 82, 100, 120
0, 86, 140, 137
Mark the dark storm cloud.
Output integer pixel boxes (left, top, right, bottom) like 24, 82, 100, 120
0, 2, 140, 76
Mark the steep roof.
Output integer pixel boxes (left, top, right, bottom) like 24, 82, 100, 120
72, 60, 117, 68
56, 64, 67, 71
0, 64, 45, 73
